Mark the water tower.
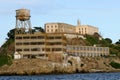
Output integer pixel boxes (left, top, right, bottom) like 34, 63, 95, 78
15, 8, 32, 34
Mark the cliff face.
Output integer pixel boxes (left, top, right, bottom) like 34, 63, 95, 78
0, 57, 120, 75
81, 57, 120, 72
0, 57, 81, 75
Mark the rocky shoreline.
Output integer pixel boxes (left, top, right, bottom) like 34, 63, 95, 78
0, 57, 120, 75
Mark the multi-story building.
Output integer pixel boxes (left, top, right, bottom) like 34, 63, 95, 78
45, 21, 99, 35
45, 23, 76, 33
67, 45, 109, 57
15, 32, 66, 61
76, 20, 98, 35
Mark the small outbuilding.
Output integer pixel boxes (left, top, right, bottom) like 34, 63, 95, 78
14, 52, 21, 59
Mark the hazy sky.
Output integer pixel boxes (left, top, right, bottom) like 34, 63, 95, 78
0, 0, 120, 46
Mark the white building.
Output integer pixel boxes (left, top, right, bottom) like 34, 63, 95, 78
14, 52, 21, 59
45, 21, 99, 35
76, 20, 98, 35
45, 23, 76, 33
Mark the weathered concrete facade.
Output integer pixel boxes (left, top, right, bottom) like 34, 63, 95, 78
15, 32, 66, 61
67, 45, 109, 57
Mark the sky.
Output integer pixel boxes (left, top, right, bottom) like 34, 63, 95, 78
0, 0, 120, 46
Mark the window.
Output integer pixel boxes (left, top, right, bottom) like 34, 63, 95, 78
31, 42, 37, 45
47, 37, 54, 39
97, 48, 99, 51
39, 54, 45, 57
16, 49, 22, 51
55, 29, 57, 32
31, 36, 37, 39
51, 26, 53, 28
16, 42, 22, 45
23, 36, 29, 39
51, 29, 53, 32
23, 42, 29, 45
94, 48, 96, 51
55, 36, 62, 39
100, 48, 102, 51
55, 48, 62, 51
91, 47, 93, 51
80, 47, 83, 50
24, 49, 29, 51
47, 26, 49, 28
31, 48, 38, 51
42, 48, 44, 51
87, 47, 89, 51
16, 37, 22, 39
55, 42, 62, 45
38, 42, 44, 45
84, 47, 86, 50
46, 48, 50, 51
38, 36, 44, 39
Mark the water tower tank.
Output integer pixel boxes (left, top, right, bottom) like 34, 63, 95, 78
16, 9, 30, 21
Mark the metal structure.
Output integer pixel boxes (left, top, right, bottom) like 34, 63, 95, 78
15, 8, 32, 34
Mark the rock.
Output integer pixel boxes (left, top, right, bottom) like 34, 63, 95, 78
0, 56, 120, 75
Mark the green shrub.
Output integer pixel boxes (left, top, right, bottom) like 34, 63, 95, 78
85, 35, 99, 45
0, 55, 12, 67
109, 61, 120, 69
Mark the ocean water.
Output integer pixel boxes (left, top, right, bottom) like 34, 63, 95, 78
0, 72, 120, 80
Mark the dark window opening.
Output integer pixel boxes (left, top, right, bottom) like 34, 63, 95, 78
16, 37, 22, 39
31, 36, 37, 39
16, 49, 22, 51
23, 36, 29, 39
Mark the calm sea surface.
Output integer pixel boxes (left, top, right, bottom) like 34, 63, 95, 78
0, 72, 120, 80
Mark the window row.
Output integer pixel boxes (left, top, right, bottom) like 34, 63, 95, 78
47, 29, 58, 32
16, 48, 62, 52
46, 25, 57, 28
68, 52, 108, 56
16, 42, 45, 45
16, 36, 45, 39
67, 47, 109, 51
79, 31, 87, 34
46, 42, 62, 45
79, 28, 87, 30
16, 48, 45, 51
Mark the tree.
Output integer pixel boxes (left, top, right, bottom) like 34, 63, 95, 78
7, 28, 15, 40
116, 39, 120, 44
105, 38, 112, 44
33, 27, 45, 33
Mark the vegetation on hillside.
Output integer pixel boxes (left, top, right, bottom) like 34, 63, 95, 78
110, 61, 120, 69
0, 28, 15, 66
85, 33, 120, 57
